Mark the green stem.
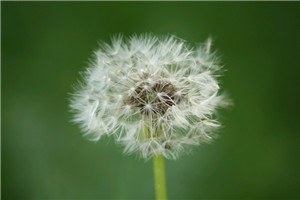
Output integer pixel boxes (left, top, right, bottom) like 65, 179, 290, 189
153, 155, 168, 200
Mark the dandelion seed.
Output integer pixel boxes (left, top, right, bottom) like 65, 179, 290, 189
70, 34, 228, 160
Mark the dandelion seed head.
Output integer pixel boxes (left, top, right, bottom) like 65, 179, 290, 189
70, 34, 229, 159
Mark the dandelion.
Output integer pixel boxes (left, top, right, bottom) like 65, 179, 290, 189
70, 34, 229, 200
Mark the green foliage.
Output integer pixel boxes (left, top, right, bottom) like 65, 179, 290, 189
2, 2, 299, 199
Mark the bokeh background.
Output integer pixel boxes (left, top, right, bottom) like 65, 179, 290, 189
2, 2, 299, 199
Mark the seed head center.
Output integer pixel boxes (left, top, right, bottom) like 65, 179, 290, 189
127, 80, 183, 116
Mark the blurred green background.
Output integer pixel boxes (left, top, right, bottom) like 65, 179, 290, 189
2, 2, 299, 199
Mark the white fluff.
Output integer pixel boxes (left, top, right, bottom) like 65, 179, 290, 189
70, 34, 228, 159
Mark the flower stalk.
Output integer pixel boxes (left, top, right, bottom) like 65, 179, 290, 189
153, 155, 167, 200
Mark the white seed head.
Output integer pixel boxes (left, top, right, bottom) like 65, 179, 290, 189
70, 34, 229, 160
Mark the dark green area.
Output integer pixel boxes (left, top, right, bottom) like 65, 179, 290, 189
2, 2, 299, 199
